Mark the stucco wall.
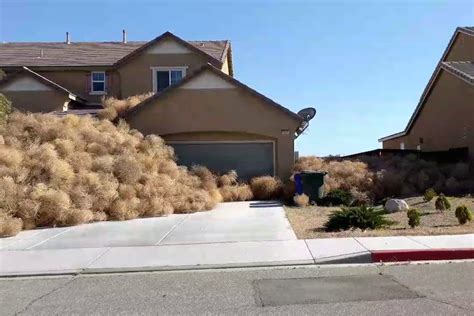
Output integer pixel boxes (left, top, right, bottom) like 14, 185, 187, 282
39, 69, 118, 104
126, 86, 300, 179
383, 70, 474, 156
445, 32, 474, 61
117, 53, 219, 98
2, 90, 68, 113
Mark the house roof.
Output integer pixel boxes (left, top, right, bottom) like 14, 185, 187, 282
379, 26, 474, 142
113, 32, 227, 68
0, 34, 229, 67
441, 61, 474, 84
123, 63, 304, 123
0, 66, 85, 101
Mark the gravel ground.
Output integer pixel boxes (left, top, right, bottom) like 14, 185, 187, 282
285, 195, 474, 239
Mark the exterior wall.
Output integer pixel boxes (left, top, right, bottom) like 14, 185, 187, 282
39, 69, 118, 104
445, 32, 474, 61
117, 53, 218, 98
126, 84, 300, 179
2, 90, 68, 113
383, 70, 474, 156
0, 74, 69, 112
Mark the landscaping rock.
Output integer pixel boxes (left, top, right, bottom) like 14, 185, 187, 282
384, 199, 409, 213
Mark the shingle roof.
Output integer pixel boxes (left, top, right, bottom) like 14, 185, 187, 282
441, 61, 474, 84
0, 40, 229, 67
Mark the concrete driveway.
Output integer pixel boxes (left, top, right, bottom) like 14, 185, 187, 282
0, 201, 296, 251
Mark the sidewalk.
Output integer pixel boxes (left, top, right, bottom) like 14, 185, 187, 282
1, 234, 472, 276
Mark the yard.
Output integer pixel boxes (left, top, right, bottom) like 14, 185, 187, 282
285, 195, 474, 239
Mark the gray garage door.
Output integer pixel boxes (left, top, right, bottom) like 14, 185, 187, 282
170, 142, 274, 180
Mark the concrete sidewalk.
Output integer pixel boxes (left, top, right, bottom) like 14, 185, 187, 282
1, 234, 472, 276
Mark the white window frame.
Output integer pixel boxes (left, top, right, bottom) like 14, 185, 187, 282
400, 142, 405, 150
90, 71, 106, 95
151, 67, 187, 93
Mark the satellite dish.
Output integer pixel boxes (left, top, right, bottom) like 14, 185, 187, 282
295, 107, 316, 137
297, 107, 316, 121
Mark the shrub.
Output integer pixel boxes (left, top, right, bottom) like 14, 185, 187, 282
423, 188, 436, 202
455, 205, 472, 225
250, 176, 283, 200
293, 194, 309, 207
319, 189, 353, 206
407, 209, 421, 228
0, 93, 12, 120
324, 206, 394, 231
435, 193, 451, 211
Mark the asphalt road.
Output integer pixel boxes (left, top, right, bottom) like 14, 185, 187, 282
1, 262, 473, 315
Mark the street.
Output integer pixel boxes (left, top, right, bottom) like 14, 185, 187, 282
1, 262, 473, 315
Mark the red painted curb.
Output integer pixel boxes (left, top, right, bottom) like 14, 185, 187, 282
371, 248, 474, 262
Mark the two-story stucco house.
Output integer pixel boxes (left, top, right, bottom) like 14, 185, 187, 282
0, 31, 307, 179
379, 26, 474, 158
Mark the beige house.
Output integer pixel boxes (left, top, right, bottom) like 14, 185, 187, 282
379, 27, 474, 157
0, 31, 307, 179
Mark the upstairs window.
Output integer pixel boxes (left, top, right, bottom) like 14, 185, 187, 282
91, 71, 106, 94
151, 67, 187, 92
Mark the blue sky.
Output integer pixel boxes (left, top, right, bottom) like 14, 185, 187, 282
1, 0, 473, 156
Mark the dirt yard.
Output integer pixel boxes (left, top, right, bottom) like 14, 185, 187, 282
285, 196, 474, 239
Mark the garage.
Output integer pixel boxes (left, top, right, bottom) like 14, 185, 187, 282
169, 142, 275, 180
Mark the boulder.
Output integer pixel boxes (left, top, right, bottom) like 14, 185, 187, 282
384, 199, 409, 213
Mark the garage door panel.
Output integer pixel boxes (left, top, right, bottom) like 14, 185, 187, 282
170, 142, 274, 180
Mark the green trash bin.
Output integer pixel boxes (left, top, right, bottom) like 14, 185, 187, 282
298, 170, 327, 201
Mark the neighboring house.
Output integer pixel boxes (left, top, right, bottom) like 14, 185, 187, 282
379, 26, 474, 158
0, 31, 307, 179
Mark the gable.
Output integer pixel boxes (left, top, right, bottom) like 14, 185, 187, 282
180, 71, 235, 89
145, 38, 193, 54
1, 76, 52, 91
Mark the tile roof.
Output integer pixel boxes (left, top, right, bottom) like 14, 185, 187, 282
0, 40, 229, 67
441, 61, 474, 84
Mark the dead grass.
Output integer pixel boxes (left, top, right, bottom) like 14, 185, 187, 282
285, 195, 474, 238
294, 156, 474, 202
0, 112, 219, 236
250, 176, 283, 200
293, 194, 309, 207
98, 92, 153, 120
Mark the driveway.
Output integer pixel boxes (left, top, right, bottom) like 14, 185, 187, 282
0, 201, 296, 251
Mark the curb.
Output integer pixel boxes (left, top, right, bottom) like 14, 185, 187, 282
371, 248, 474, 263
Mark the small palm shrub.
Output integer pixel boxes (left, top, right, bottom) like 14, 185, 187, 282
319, 189, 353, 206
324, 206, 394, 231
293, 193, 309, 207
423, 188, 436, 202
455, 205, 472, 225
435, 193, 451, 211
407, 209, 421, 228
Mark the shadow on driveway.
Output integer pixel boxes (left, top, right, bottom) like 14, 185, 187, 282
249, 201, 282, 208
